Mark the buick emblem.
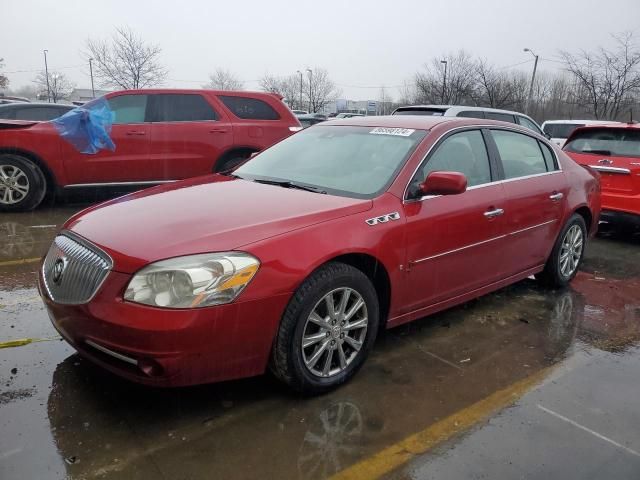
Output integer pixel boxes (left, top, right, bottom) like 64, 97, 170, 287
52, 258, 66, 285
597, 158, 613, 166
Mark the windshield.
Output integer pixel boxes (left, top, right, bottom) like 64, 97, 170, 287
564, 128, 640, 157
544, 123, 584, 139
234, 125, 426, 198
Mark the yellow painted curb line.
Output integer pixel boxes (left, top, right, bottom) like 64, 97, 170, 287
330, 367, 552, 480
0, 337, 61, 349
0, 257, 41, 267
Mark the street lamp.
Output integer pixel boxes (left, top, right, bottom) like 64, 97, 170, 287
440, 60, 448, 104
296, 70, 303, 111
43, 49, 51, 103
524, 48, 539, 115
89, 58, 95, 98
306, 68, 313, 113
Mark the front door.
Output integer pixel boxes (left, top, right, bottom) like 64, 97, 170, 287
62, 93, 152, 184
402, 129, 508, 312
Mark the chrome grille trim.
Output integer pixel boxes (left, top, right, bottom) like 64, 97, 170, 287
42, 232, 112, 305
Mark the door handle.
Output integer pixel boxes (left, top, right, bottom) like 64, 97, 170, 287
126, 130, 146, 136
549, 192, 564, 201
484, 208, 504, 218
209, 128, 229, 133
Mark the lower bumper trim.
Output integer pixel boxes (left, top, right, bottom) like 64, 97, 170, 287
85, 339, 138, 366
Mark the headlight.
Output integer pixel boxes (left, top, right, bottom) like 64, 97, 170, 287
124, 252, 260, 309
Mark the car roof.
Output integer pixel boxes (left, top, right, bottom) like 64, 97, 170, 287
394, 104, 533, 117
109, 88, 280, 98
320, 115, 542, 134
0, 102, 74, 109
542, 119, 620, 126
570, 122, 640, 131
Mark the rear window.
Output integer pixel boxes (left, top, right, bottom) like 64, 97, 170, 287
564, 128, 640, 158
485, 112, 516, 123
219, 96, 280, 120
457, 110, 485, 119
393, 108, 447, 116
148, 94, 217, 122
544, 123, 584, 139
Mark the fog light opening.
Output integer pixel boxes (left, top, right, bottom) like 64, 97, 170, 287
138, 358, 164, 377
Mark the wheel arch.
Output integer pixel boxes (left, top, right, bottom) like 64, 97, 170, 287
573, 205, 593, 233
0, 147, 58, 194
213, 145, 261, 172
313, 252, 392, 329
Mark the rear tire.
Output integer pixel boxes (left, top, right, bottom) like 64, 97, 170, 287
536, 214, 587, 288
0, 154, 47, 212
271, 262, 379, 395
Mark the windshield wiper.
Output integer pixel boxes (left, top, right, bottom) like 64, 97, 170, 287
252, 178, 327, 194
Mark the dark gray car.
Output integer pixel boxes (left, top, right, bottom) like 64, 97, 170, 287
0, 102, 75, 121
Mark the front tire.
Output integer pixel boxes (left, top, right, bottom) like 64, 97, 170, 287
271, 262, 379, 394
0, 154, 47, 212
536, 214, 587, 288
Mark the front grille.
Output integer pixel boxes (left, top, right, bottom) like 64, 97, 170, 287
42, 233, 112, 305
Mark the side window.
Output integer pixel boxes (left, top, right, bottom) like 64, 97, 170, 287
492, 130, 548, 179
148, 94, 217, 122
486, 112, 516, 123
15, 107, 51, 120
107, 95, 148, 124
411, 130, 492, 194
456, 110, 485, 119
516, 115, 543, 134
539, 141, 558, 171
219, 96, 280, 120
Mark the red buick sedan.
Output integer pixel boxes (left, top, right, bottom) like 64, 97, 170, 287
39, 116, 600, 393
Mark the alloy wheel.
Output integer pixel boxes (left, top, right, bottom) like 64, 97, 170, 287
0, 164, 30, 205
559, 224, 583, 277
301, 287, 368, 378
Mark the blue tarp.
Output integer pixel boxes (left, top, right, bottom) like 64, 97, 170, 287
52, 98, 116, 154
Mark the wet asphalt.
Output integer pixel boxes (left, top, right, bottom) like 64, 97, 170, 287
0, 200, 639, 480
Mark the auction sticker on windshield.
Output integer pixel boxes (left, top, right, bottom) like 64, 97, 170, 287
369, 127, 416, 136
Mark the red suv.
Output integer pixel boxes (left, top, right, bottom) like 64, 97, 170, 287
563, 123, 640, 229
0, 89, 301, 211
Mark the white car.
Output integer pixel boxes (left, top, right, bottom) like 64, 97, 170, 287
541, 120, 620, 147
292, 110, 309, 115
393, 105, 544, 136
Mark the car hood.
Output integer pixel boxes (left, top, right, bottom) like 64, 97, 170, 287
65, 175, 373, 273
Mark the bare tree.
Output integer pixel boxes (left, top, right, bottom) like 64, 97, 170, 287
86, 26, 167, 90
416, 50, 477, 105
33, 71, 74, 102
0, 58, 8, 90
205, 68, 243, 90
472, 60, 515, 108
259, 73, 303, 110
560, 32, 640, 119
306, 68, 341, 113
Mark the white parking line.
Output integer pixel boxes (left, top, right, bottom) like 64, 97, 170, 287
0, 448, 23, 460
537, 404, 640, 458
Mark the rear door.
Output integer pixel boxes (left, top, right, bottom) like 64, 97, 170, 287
62, 93, 152, 184
402, 128, 508, 311
488, 128, 567, 276
147, 93, 234, 179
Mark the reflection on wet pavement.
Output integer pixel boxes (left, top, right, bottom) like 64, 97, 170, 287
1, 205, 639, 480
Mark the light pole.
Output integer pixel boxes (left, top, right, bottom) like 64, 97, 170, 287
524, 48, 539, 115
306, 68, 313, 113
89, 58, 95, 98
43, 49, 51, 103
296, 70, 303, 111
440, 59, 448, 104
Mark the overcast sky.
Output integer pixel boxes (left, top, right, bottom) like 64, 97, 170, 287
3, 0, 639, 99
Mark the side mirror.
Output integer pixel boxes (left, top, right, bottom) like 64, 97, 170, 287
419, 171, 467, 196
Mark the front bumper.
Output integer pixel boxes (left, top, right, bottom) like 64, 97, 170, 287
40, 268, 291, 387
